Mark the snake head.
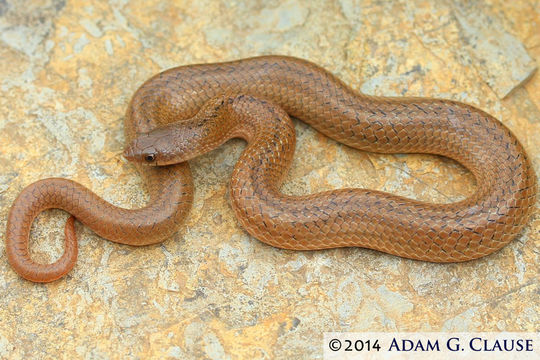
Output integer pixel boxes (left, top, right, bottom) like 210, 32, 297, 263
124, 96, 237, 166
124, 117, 226, 166
123, 134, 161, 166
123, 125, 180, 166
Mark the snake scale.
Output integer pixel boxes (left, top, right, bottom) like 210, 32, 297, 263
6, 56, 537, 282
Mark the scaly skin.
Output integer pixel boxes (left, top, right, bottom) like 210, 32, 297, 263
7, 56, 538, 282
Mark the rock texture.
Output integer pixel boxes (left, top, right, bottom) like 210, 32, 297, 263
0, 0, 538, 358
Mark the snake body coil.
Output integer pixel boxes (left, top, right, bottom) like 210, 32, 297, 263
6, 56, 537, 282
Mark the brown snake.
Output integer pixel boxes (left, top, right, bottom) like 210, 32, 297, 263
6, 56, 537, 282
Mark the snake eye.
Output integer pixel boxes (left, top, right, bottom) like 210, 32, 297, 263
145, 153, 156, 162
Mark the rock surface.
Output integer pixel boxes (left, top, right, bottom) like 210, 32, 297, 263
0, 0, 538, 358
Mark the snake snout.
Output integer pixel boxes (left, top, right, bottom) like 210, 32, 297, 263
123, 144, 135, 161
123, 140, 142, 162
123, 137, 160, 165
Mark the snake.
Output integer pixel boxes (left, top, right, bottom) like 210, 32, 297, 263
5, 56, 537, 282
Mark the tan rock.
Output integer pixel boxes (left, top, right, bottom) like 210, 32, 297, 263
0, 0, 537, 358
